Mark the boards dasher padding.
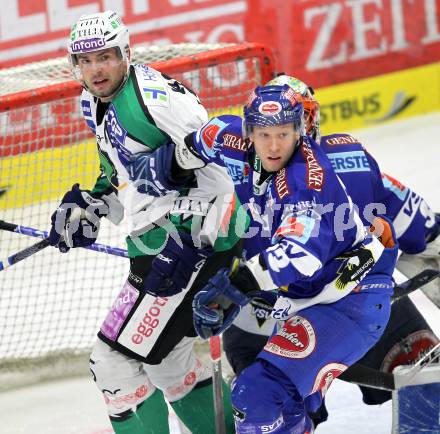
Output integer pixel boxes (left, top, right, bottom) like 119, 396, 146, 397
392, 363, 440, 433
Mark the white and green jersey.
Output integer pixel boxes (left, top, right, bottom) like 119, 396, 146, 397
81, 64, 242, 256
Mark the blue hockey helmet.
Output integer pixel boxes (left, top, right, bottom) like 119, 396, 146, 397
243, 84, 305, 137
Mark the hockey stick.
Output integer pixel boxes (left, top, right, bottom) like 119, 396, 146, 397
340, 343, 440, 391
0, 238, 50, 271
391, 268, 439, 303
210, 335, 226, 434
338, 270, 440, 390
0, 220, 128, 260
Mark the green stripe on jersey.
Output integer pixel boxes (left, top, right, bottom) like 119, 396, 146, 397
112, 70, 168, 150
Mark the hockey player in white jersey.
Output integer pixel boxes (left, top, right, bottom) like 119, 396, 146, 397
48, 10, 239, 434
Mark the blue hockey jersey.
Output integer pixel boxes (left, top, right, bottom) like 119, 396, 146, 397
321, 133, 439, 254
187, 115, 394, 301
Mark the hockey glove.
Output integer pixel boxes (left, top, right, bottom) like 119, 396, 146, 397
192, 258, 264, 339
128, 141, 194, 197
49, 184, 109, 253
144, 231, 213, 297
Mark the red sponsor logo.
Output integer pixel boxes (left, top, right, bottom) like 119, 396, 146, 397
275, 167, 290, 200
223, 133, 247, 151
273, 217, 305, 239
131, 297, 168, 345
184, 371, 197, 386
135, 385, 149, 398
264, 316, 316, 358
301, 141, 324, 191
202, 123, 221, 149
166, 360, 202, 398
381, 330, 439, 373
104, 384, 151, 409
382, 173, 406, 192
325, 135, 360, 146
247, 0, 440, 88
259, 102, 282, 115
0, 2, 245, 69
311, 363, 347, 395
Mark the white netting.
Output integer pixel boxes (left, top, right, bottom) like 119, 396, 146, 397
0, 43, 230, 96
0, 42, 274, 389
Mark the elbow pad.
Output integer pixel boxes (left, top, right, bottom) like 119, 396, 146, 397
174, 134, 207, 170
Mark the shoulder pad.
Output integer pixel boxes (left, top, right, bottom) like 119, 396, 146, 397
219, 115, 247, 152
197, 115, 243, 156
133, 64, 170, 108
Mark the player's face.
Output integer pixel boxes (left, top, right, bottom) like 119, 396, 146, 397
250, 123, 300, 172
76, 48, 127, 99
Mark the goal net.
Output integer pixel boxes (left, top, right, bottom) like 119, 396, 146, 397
0, 42, 275, 389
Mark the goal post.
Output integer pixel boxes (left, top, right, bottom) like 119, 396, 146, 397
0, 42, 276, 390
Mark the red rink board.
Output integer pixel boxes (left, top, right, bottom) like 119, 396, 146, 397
1, 1, 439, 87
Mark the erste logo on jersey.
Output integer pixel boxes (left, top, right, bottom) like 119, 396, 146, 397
328, 151, 370, 173
301, 139, 324, 191
311, 363, 347, 395
258, 101, 282, 115
222, 156, 250, 184
264, 315, 316, 358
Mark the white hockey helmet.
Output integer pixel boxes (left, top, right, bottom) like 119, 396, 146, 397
68, 10, 130, 69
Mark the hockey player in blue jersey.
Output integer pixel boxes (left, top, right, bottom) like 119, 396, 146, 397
221, 75, 440, 428
188, 84, 399, 433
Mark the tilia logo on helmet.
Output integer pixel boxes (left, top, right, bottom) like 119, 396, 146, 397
71, 38, 105, 53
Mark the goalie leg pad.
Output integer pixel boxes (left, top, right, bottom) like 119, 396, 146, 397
357, 296, 439, 405
381, 330, 440, 373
